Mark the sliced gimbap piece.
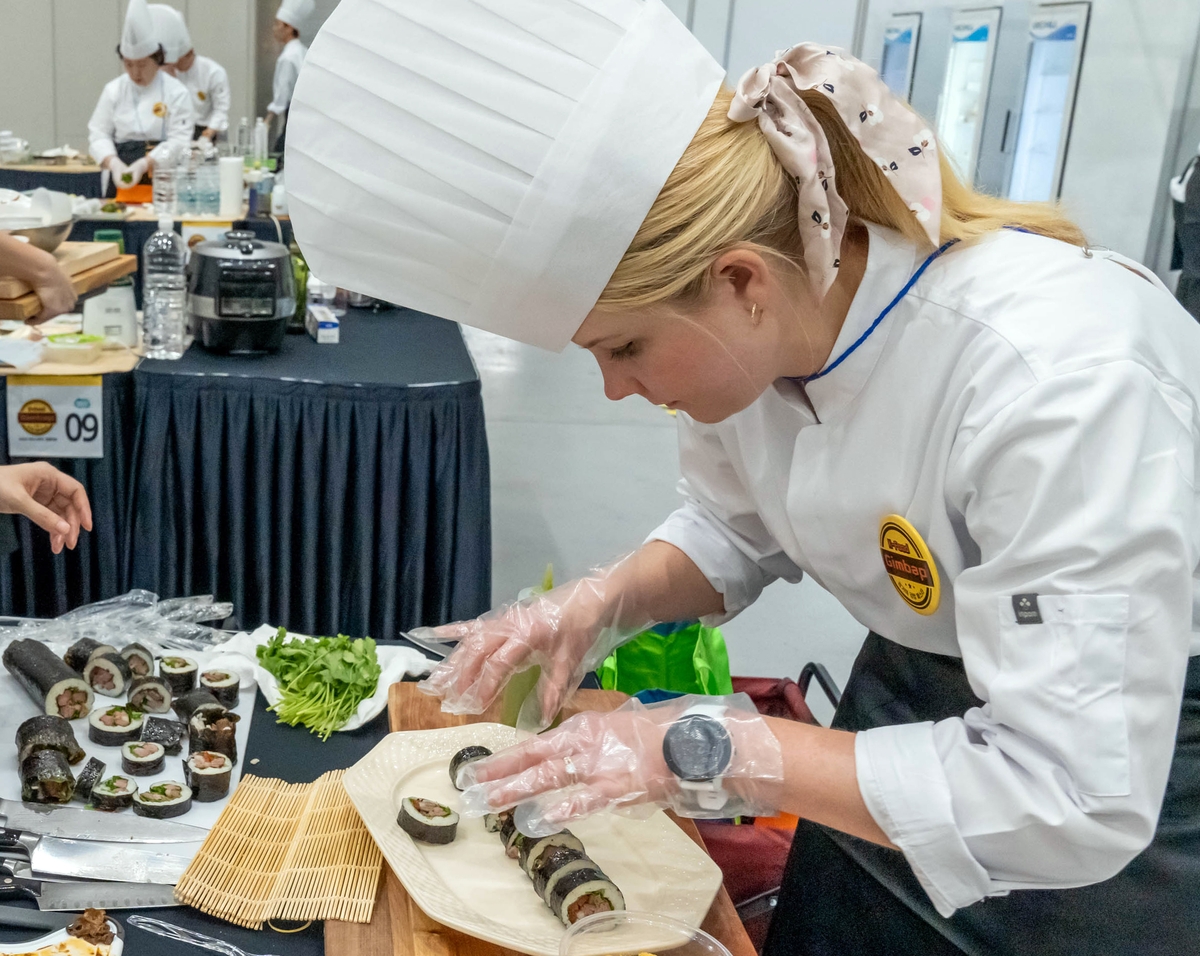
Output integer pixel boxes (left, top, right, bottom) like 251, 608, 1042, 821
133, 780, 192, 819
16, 714, 85, 765
173, 689, 223, 723
518, 830, 585, 876
127, 675, 172, 714
121, 740, 165, 776
63, 638, 116, 674
545, 866, 625, 925
83, 652, 133, 698
531, 846, 594, 902
142, 716, 186, 756
449, 745, 492, 790
88, 705, 144, 747
4, 640, 93, 719
188, 709, 239, 765
120, 643, 155, 679
92, 775, 136, 811
498, 810, 525, 859
159, 657, 197, 696
185, 750, 232, 802
397, 796, 459, 844
74, 757, 106, 802
20, 749, 75, 803
198, 670, 240, 708
483, 812, 503, 833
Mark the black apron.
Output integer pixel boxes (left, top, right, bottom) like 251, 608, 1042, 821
1177, 156, 1200, 322
105, 139, 158, 197
763, 632, 1200, 956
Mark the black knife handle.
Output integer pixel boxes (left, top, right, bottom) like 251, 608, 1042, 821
0, 829, 27, 854
0, 864, 38, 905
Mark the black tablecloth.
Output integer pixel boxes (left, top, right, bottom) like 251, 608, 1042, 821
0, 308, 492, 638
0, 167, 105, 199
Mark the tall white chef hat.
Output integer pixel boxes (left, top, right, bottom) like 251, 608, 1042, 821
276, 0, 316, 32
285, 0, 725, 351
149, 5, 192, 64
120, 0, 160, 60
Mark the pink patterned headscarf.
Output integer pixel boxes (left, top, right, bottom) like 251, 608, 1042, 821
728, 44, 942, 298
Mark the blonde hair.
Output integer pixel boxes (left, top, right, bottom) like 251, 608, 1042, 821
597, 88, 1087, 310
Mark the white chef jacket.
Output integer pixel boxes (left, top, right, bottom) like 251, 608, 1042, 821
649, 223, 1200, 917
87, 72, 194, 166
177, 55, 231, 133
267, 37, 307, 115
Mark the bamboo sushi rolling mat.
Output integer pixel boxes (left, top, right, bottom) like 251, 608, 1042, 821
175, 770, 383, 929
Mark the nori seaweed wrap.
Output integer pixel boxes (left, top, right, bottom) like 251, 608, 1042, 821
172, 689, 223, 723
88, 705, 144, 747
397, 796, 459, 844
120, 643, 155, 678
4, 640, 94, 718
127, 675, 172, 714
545, 866, 624, 925
188, 709, 239, 765
449, 745, 492, 790
531, 846, 593, 902
92, 775, 136, 811
133, 781, 192, 819
63, 638, 116, 674
21, 749, 75, 803
185, 750, 232, 802
83, 652, 133, 698
121, 740, 165, 776
74, 757, 106, 802
198, 670, 239, 708
159, 656, 197, 696
518, 830, 585, 876
142, 716, 185, 755
15, 714, 85, 765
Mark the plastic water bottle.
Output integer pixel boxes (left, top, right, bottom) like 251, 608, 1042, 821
142, 217, 187, 359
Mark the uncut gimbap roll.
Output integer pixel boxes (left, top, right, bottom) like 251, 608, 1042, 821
159, 657, 197, 696
172, 689, 223, 723
83, 653, 133, 698
63, 638, 116, 674
198, 670, 239, 708
120, 643, 155, 679
92, 775, 136, 811
20, 749, 75, 803
531, 846, 594, 903
518, 830, 585, 876
16, 714, 85, 765
121, 740, 165, 776
449, 746, 492, 790
88, 705, 144, 747
397, 797, 459, 844
185, 750, 232, 802
74, 757, 106, 802
4, 640, 93, 719
545, 866, 625, 925
133, 781, 192, 819
188, 709, 239, 765
127, 675, 172, 715
142, 716, 185, 755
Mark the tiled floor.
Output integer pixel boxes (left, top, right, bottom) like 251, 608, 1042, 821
463, 327, 867, 724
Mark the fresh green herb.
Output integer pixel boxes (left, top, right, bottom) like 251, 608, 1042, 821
256, 627, 382, 741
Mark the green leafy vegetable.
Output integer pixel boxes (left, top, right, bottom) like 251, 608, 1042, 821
256, 627, 382, 741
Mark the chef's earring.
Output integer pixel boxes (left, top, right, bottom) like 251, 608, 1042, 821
750, 303, 760, 326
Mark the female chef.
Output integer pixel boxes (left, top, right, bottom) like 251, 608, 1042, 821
88, 0, 193, 196
285, 1, 1200, 952
149, 4, 231, 142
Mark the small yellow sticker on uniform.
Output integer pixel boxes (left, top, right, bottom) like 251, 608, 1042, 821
879, 514, 940, 615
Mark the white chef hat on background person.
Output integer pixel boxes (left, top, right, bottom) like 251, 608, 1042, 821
285, 0, 724, 351
277, 0, 316, 32
149, 4, 192, 64
120, 0, 160, 60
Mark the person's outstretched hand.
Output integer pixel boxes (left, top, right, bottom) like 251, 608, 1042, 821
0, 463, 93, 553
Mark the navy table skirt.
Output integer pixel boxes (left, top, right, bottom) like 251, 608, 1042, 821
0, 307, 492, 639
0, 166, 105, 198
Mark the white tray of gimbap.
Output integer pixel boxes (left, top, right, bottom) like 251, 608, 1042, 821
344, 724, 725, 956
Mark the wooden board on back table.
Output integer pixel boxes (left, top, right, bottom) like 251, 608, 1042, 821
0, 242, 120, 299
326, 683, 754, 956
0, 254, 137, 321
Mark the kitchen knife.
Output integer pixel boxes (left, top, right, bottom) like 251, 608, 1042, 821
0, 800, 207, 843
0, 830, 203, 885
0, 904, 73, 931
398, 630, 452, 661
0, 863, 179, 911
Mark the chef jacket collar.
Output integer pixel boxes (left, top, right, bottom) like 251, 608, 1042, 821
795, 222, 919, 422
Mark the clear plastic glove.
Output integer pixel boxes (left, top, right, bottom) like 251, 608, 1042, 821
416, 556, 651, 731
125, 157, 150, 186
106, 156, 130, 185
459, 693, 783, 836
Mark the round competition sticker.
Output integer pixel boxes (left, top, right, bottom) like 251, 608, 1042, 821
879, 514, 940, 615
17, 399, 56, 436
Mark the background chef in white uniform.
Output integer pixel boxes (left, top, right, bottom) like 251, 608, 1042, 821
87, 0, 192, 196
286, 1, 1200, 952
149, 4, 231, 143
265, 0, 312, 158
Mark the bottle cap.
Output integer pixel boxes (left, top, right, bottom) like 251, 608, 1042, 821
157, 217, 175, 234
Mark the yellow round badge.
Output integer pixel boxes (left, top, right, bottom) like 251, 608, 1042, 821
879, 514, 940, 615
17, 399, 56, 436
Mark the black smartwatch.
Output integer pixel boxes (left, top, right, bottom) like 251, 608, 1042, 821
662, 704, 734, 811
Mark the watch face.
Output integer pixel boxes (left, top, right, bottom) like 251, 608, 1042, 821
663, 714, 733, 781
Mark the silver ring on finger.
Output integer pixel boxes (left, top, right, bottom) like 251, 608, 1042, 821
562, 755, 578, 785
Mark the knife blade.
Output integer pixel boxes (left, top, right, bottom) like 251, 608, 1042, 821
0, 904, 73, 931
25, 837, 203, 886
0, 863, 179, 911
398, 629, 452, 661
0, 799, 207, 843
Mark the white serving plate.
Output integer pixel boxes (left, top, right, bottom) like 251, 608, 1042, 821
0, 918, 123, 955
344, 725, 724, 956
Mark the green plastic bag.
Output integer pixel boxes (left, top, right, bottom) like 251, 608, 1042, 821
599, 621, 733, 697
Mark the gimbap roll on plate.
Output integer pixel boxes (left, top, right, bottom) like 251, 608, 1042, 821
188, 709, 239, 765
397, 797, 459, 844
88, 705, 144, 747
74, 757, 106, 802
518, 830, 585, 876
497, 810, 525, 859
20, 749, 75, 803
63, 638, 116, 674
120, 643, 155, 678
531, 846, 594, 903
15, 714, 85, 765
173, 689, 223, 723
185, 750, 232, 802
133, 780, 192, 819
4, 640, 93, 719
127, 675, 172, 714
198, 670, 239, 708
83, 652, 133, 698
545, 866, 624, 925
143, 716, 185, 755
449, 745, 492, 790
159, 656, 197, 696
92, 775, 136, 811
121, 740, 165, 776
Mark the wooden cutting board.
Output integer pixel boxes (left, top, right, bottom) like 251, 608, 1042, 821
325, 684, 755, 956
0, 242, 120, 299
0, 254, 136, 320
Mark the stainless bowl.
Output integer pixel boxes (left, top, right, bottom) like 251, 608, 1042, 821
8, 218, 73, 252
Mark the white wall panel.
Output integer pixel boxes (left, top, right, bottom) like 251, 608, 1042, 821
54, 0, 123, 151
725, 0, 859, 83
188, 0, 257, 130
0, 0, 57, 151
691, 0, 734, 68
